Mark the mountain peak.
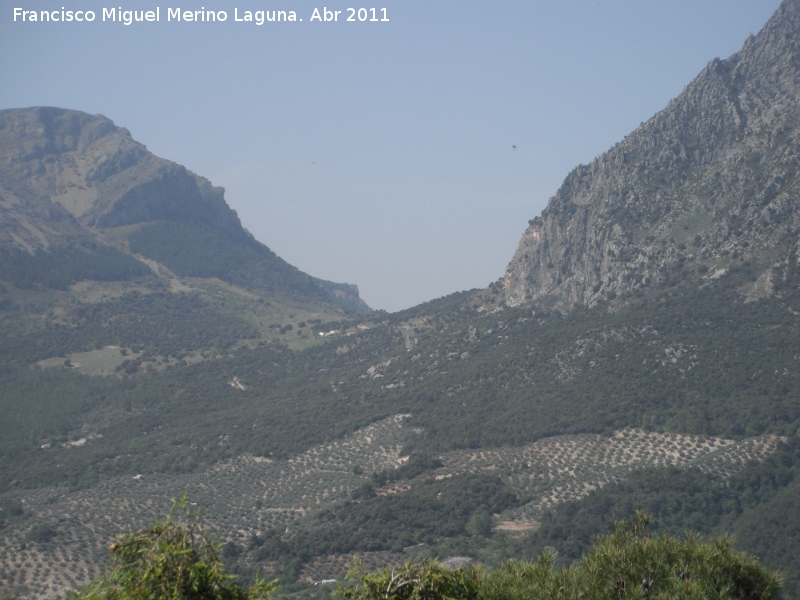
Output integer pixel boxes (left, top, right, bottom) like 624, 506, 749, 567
503, 0, 800, 311
0, 107, 245, 249
0, 107, 369, 311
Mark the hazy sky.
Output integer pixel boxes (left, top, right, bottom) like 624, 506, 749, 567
0, 1, 784, 311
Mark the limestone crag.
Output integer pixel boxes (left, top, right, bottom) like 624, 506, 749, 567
505, 0, 800, 310
0, 107, 243, 249
0, 107, 369, 311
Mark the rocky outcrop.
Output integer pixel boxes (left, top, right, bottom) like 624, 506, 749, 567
311, 278, 371, 313
505, 0, 800, 310
0, 107, 370, 311
0, 107, 244, 248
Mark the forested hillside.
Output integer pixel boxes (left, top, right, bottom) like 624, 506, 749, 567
3, 1, 800, 598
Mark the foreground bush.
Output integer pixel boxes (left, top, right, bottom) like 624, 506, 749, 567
69, 496, 275, 600
338, 558, 481, 600
339, 514, 782, 600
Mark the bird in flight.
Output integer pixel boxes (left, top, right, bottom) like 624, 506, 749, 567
512, 145, 517, 150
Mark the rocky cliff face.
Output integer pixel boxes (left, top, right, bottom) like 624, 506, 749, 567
504, 0, 800, 311
0, 107, 243, 250
0, 107, 369, 311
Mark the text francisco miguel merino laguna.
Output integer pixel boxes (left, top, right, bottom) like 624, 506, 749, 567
13, 7, 390, 24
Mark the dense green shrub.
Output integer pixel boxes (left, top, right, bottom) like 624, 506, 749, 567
288, 474, 520, 557
69, 496, 275, 600
339, 515, 781, 600
27, 523, 56, 543
338, 558, 480, 600
0, 243, 149, 290
128, 221, 326, 300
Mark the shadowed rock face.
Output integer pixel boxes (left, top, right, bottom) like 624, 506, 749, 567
0, 107, 370, 311
505, 0, 800, 311
0, 107, 244, 249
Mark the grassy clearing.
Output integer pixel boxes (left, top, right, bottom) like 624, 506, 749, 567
31, 274, 366, 379
38, 347, 131, 377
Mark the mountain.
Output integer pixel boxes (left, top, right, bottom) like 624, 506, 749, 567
3, 2, 800, 599
0, 106, 369, 311
504, 0, 800, 311
0, 107, 242, 242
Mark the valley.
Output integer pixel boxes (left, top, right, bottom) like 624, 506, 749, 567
3, 1, 800, 597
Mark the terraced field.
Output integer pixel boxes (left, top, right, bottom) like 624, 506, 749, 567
0, 415, 412, 599
0, 415, 783, 599
435, 429, 783, 526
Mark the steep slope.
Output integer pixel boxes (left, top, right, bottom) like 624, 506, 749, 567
504, 0, 800, 310
0, 107, 242, 247
0, 107, 368, 310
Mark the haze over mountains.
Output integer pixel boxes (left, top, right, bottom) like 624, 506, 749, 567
2, 1, 800, 599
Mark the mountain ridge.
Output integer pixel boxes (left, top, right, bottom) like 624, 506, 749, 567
0, 106, 369, 311
0, 107, 243, 244
504, 0, 800, 311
